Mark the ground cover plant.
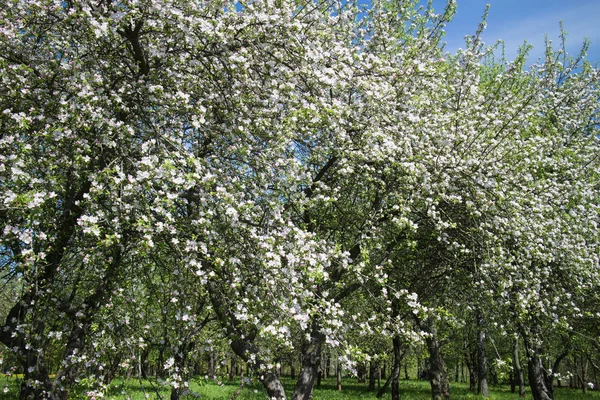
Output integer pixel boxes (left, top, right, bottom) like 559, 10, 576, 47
1, 0, 599, 400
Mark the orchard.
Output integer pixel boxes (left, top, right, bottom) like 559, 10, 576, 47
0, 1, 599, 400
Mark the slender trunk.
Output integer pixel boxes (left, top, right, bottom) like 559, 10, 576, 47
141, 348, 149, 380
581, 356, 588, 394
317, 367, 322, 388
466, 350, 477, 392
291, 318, 325, 400
513, 337, 525, 397
290, 356, 296, 380
170, 387, 181, 400
476, 310, 489, 397
376, 373, 392, 398
423, 320, 450, 400
229, 356, 237, 381
528, 352, 553, 400
546, 349, 569, 396
369, 361, 377, 392
522, 327, 553, 400
19, 353, 57, 400
209, 281, 286, 399
510, 370, 515, 393
391, 336, 402, 400
336, 362, 342, 391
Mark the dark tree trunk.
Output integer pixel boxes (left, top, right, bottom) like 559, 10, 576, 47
476, 310, 489, 397
291, 318, 325, 400
466, 350, 477, 392
317, 367, 322, 388
580, 356, 588, 394
369, 361, 377, 391
521, 323, 554, 400
376, 373, 393, 398
510, 370, 515, 393
404, 363, 409, 380
290, 356, 296, 380
513, 337, 525, 397
208, 350, 216, 377
391, 336, 402, 400
336, 362, 342, 391
229, 356, 237, 381
528, 353, 553, 400
170, 387, 181, 400
141, 348, 150, 379
357, 363, 365, 383
19, 356, 57, 400
209, 281, 286, 399
423, 320, 450, 400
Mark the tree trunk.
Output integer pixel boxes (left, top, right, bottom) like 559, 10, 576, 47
263, 373, 287, 399
391, 336, 402, 400
229, 356, 237, 381
376, 373, 392, 398
337, 362, 342, 391
510, 370, 515, 393
19, 356, 57, 400
513, 337, 525, 397
476, 310, 489, 397
290, 356, 296, 380
170, 387, 181, 400
528, 352, 553, 400
369, 361, 377, 392
466, 350, 477, 392
291, 318, 325, 400
317, 367, 322, 388
424, 321, 450, 400
581, 356, 588, 394
209, 280, 286, 399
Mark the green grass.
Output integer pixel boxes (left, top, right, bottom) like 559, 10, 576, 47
1, 374, 599, 399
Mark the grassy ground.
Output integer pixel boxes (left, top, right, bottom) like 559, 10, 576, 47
1, 374, 599, 399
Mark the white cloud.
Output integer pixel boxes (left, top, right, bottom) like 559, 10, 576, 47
483, 3, 600, 61
441, 1, 600, 63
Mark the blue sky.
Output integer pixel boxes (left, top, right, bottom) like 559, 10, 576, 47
428, 0, 600, 64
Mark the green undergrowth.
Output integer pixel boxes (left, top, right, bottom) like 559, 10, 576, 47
1, 374, 599, 399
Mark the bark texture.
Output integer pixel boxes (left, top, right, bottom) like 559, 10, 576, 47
513, 337, 526, 397
392, 336, 402, 400
423, 320, 450, 400
291, 319, 325, 400
476, 310, 489, 397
